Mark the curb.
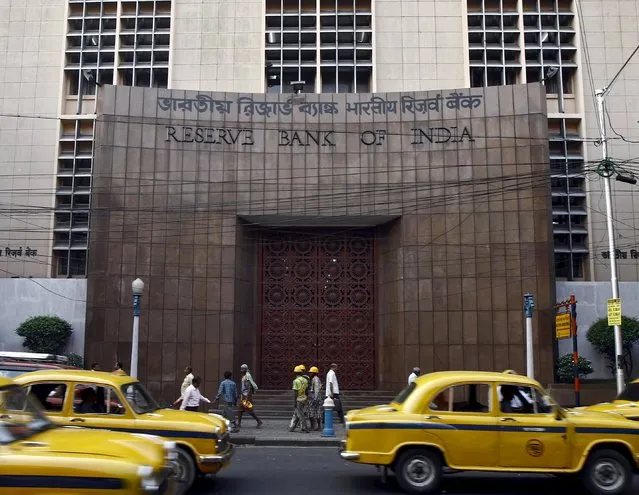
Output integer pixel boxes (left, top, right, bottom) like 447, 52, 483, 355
231, 436, 341, 447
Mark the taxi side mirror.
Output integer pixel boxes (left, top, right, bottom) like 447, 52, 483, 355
554, 406, 565, 421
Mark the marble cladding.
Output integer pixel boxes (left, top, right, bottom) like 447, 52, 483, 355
86, 83, 554, 399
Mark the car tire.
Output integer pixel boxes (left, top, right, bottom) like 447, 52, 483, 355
174, 446, 196, 495
395, 449, 443, 494
582, 449, 633, 495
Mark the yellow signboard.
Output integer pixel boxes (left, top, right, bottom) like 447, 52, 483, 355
555, 313, 571, 339
607, 298, 622, 326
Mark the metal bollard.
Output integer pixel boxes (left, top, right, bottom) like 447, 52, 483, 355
321, 397, 336, 437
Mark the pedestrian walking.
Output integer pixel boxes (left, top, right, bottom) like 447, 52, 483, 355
180, 376, 211, 412
181, 365, 194, 396
288, 364, 312, 431
112, 361, 127, 376
408, 366, 420, 384
172, 365, 195, 408
215, 371, 239, 433
290, 365, 309, 433
308, 366, 323, 431
326, 363, 344, 424
237, 364, 263, 429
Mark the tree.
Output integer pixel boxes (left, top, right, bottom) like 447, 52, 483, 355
586, 316, 639, 380
15, 316, 73, 355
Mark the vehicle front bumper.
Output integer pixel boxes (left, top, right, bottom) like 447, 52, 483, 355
199, 444, 235, 464
339, 439, 360, 461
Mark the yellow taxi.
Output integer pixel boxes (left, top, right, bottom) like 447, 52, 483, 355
579, 379, 639, 421
14, 370, 233, 494
339, 371, 639, 495
0, 376, 175, 494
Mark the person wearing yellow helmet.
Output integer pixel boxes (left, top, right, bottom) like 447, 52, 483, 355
290, 365, 310, 433
308, 366, 323, 431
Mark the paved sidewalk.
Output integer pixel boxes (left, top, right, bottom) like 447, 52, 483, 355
229, 419, 345, 447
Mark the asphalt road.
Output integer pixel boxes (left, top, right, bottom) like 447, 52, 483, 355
190, 446, 639, 494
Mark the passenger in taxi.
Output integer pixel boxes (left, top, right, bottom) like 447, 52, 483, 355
77, 387, 106, 414
431, 391, 450, 411
499, 385, 517, 413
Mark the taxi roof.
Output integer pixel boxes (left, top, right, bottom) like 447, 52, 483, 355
413, 370, 541, 388
0, 376, 17, 388
13, 370, 138, 387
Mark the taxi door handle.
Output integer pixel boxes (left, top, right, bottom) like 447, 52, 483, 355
425, 415, 440, 420
500, 417, 517, 422
70, 417, 85, 423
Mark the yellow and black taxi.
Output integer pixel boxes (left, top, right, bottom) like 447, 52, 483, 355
14, 370, 233, 494
339, 371, 639, 495
580, 379, 639, 421
0, 376, 175, 494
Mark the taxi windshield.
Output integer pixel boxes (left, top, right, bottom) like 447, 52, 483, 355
392, 382, 416, 405
616, 382, 639, 401
121, 381, 160, 414
0, 385, 55, 444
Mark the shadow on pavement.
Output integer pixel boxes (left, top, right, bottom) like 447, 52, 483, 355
190, 473, 592, 495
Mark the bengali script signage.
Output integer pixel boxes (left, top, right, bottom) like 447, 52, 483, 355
156, 92, 484, 118
602, 249, 639, 259
0, 247, 39, 257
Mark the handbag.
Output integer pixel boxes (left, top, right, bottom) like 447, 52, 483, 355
241, 398, 253, 410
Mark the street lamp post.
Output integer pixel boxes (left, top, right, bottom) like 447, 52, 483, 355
594, 44, 639, 395
131, 278, 144, 378
524, 294, 535, 379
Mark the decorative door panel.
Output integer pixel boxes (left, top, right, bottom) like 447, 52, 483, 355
260, 230, 375, 389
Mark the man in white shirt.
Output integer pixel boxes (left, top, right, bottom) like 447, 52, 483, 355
325, 363, 344, 424
408, 367, 420, 384
180, 376, 211, 412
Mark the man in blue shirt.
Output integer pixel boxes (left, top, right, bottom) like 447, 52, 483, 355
216, 371, 239, 432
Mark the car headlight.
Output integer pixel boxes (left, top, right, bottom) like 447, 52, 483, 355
137, 465, 162, 492
163, 441, 177, 460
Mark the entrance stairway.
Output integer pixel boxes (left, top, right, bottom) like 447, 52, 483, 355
237, 389, 398, 419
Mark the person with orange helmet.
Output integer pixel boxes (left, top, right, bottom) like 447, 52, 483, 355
308, 366, 323, 431
290, 365, 309, 433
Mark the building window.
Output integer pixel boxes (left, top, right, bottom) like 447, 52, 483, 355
467, 0, 586, 280
56, 1, 173, 277
265, 0, 372, 93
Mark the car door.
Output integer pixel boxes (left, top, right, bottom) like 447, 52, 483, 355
422, 382, 498, 468
497, 383, 570, 469
66, 382, 133, 432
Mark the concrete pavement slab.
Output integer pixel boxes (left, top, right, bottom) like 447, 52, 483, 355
230, 419, 345, 446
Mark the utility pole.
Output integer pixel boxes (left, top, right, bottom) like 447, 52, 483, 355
595, 44, 639, 396
524, 294, 535, 379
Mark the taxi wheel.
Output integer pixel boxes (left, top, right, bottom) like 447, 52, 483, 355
174, 447, 196, 495
582, 449, 633, 495
395, 449, 442, 494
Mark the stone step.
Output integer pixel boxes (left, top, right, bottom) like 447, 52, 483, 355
212, 389, 399, 420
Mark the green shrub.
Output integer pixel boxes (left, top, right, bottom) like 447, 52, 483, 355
556, 353, 594, 383
586, 316, 639, 380
64, 352, 84, 368
15, 316, 73, 355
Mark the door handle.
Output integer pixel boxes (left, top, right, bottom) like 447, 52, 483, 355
425, 415, 440, 420
500, 417, 516, 422
70, 418, 85, 423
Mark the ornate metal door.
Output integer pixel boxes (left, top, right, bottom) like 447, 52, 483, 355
259, 230, 375, 389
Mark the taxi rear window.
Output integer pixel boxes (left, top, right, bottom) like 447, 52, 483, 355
617, 383, 639, 401
393, 382, 416, 404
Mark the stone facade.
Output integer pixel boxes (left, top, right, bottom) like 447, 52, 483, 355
87, 83, 554, 400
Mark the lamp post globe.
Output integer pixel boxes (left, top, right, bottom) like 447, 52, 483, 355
132, 278, 145, 295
